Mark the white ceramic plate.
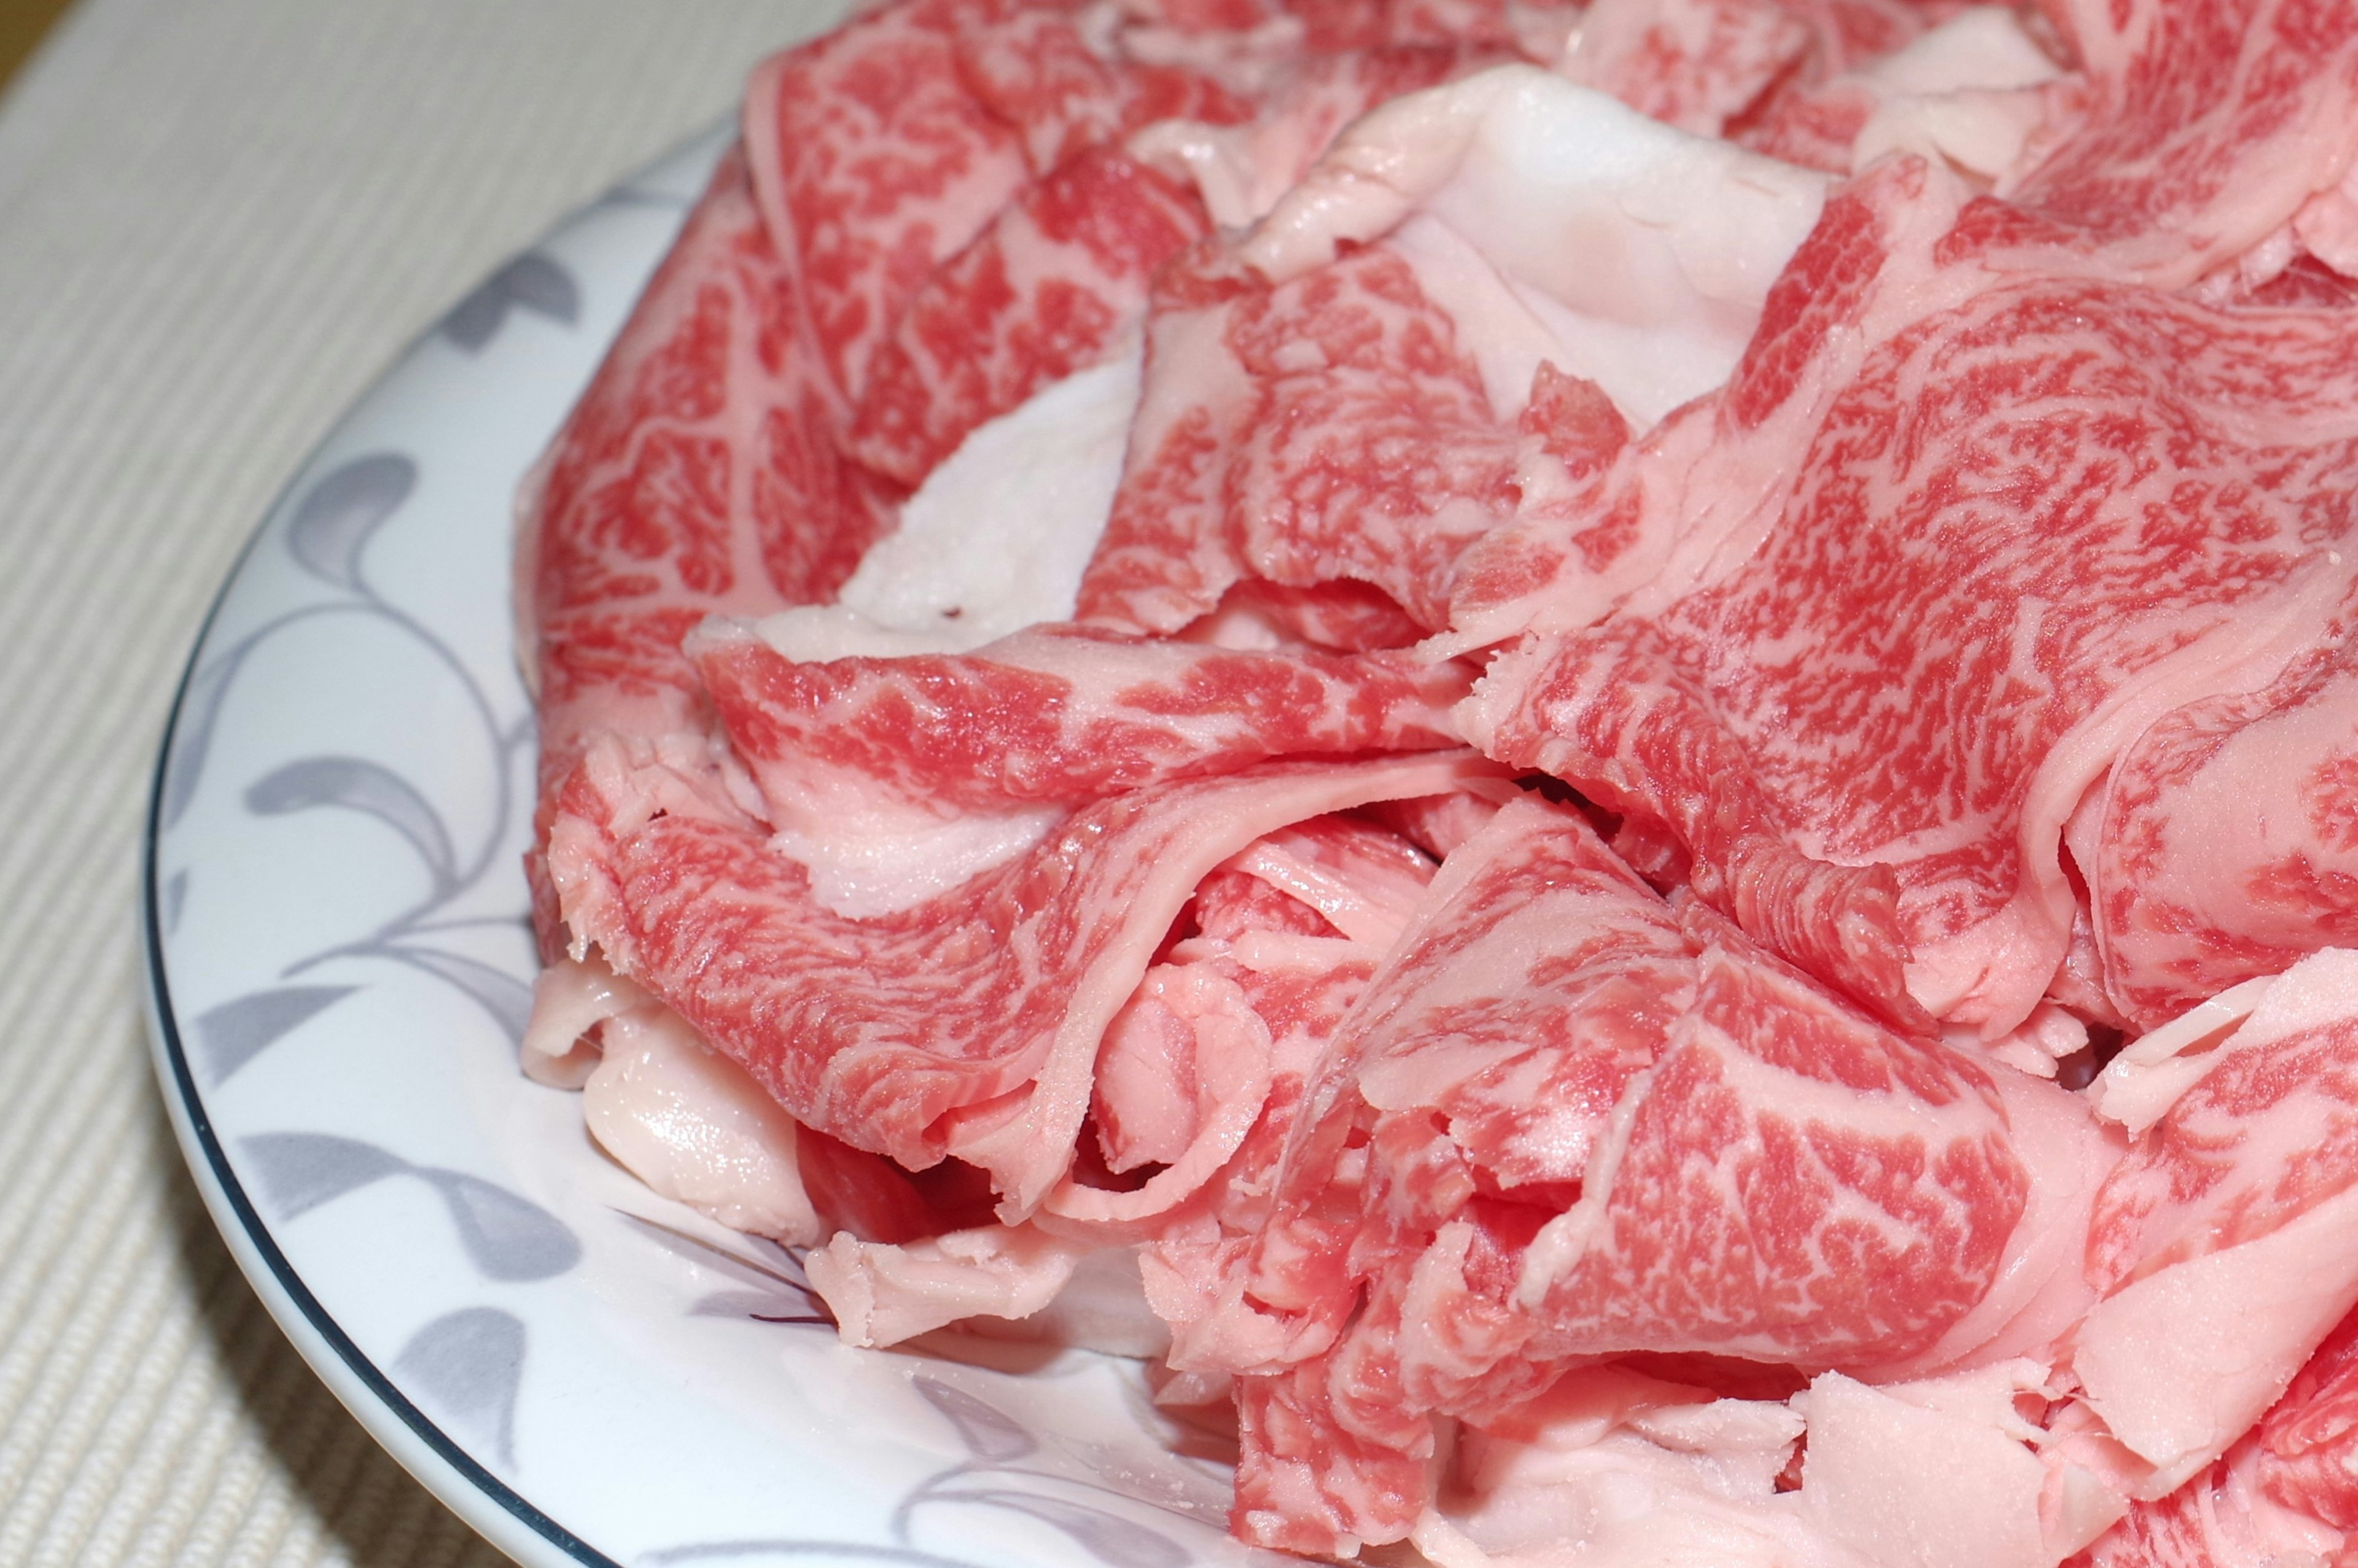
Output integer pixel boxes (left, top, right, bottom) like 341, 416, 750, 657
142, 123, 1253, 1568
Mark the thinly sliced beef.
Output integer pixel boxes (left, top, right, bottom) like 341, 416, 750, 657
805, 807, 1450, 1344
518, 4, 2358, 1562
1466, 149, 2358, 1038
2095, 596, 2358, 1028
844, 147, 1209, 487
739, 0, 1035, 405
1951, 0, 2358, 287
694, 620, 1471, 818
2072, 949, 2358, 1494
522, 146, 892, 953
1562, 0, 1813, 136
1078, 240, 1519, 634
1466, 621, 1920, 1028
1213, 797, 2026, 1554
548, 748, 1490, 1213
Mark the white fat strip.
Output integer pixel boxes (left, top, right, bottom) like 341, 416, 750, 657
1798, 1370, 2055, 1568
1222, 839, 1418, 950
1240, 65, 1831, 429
739, 343, 1149, 918
766, 801, 1068, 921
520, 952, 653, 1088
581, 1001, 821, 1244
1421, 1370, 1839, 1568
806, 1224, 1090, 1349
2091, 972, 2281, 1135
755, 336, 1143, 664
1848, 7, 2065, 182
2072, 1175, 2358, 1497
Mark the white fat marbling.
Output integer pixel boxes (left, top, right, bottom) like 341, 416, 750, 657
1241, 66, 1832, 429
582, 1003, 821, 1244
755, 338, 1143, 663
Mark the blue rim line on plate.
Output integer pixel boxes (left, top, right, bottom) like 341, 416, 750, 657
139, 430, 618, 1568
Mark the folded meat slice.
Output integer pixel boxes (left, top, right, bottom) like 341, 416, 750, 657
806, 806, 1453, 1345
1078, 239, 1521, 635
1960, 0, 2358, 290
1466, 620, 1920, 1028
688, 619, 1471, 915
548, 748, 1493, 1216
2072, 948, 2358, 1495
520, 142, 899, 955
1215, 795, 2027, 1554
2072, 1303, 2358, 1568
2094, 594, 2358, 1028
1463, 152, 2358, 1038
1442, 147, 1963, 654
1234, 63, 1835, 431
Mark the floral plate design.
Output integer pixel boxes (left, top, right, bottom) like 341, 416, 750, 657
141, 123, 1254, 1568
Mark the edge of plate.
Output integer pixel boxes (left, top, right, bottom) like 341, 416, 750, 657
138, 475, 618, 1568
117, 114, 754, 1568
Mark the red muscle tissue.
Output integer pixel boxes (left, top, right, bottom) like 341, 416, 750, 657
515, 0, 2358, 1561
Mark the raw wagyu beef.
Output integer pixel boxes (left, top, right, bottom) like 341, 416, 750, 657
516, 0, 2358, 1561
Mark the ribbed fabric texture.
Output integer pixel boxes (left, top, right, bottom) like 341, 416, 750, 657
0, 4, 825, 1561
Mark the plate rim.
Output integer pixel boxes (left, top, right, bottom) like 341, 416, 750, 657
139, 452, 620, 1568
121, 120, 734, 1567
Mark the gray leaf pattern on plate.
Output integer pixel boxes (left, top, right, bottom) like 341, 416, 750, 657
442, 254, 581, 352
913, 1376, 1037, 1464
287, 452, 416, 588
381, 946, 535, 1043
435, 1168, 582, 1282
615, 1210, 831, 1325
154, 126, 1243, 1568
194, 985, 358, 1085
395, 1306, 526, 1468
241, 1131, 581, 1281
246, 756, 457, 890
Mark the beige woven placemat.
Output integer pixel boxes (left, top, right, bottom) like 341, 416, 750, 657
0, 4, 831, 1561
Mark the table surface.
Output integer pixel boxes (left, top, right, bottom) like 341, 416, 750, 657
0, 3, 836, 1561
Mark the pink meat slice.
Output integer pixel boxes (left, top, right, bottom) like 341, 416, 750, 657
1065, 812, 1438, 1227
952, 0, 1248, 174
1466, 148, 2358, 1036
690, 620, 1473, 822
740, 0, 1035, 406
2095, 598, 2358, 1029
1282, 0, 1547, 53
2073, 1308, 2358, 1568
844, 146, 1209, 487
1563, 0, 1812, 137
1217, 796, 2025, 1554
1444, 153, 1971, 655
2254, 1305, 2358, 1535
2064, 951, 2358, 1499
1079, 241, 1519, 635
1519, 899, 2024, 1364
1950, 0, 2358, 288
521, 145, 897, 950
2086, 957, 2358, 1298
1466, 620, 1921, 1029
546, 748, 1491, 1214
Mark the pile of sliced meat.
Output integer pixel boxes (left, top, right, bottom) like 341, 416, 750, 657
514, 0, 2358, 1561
